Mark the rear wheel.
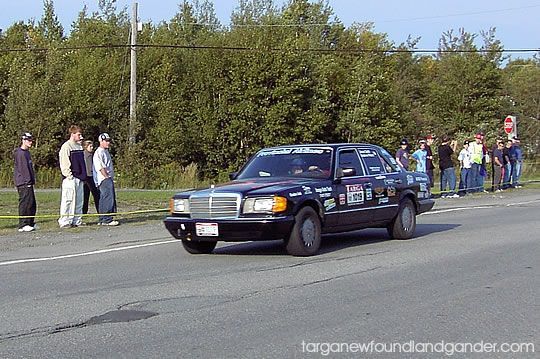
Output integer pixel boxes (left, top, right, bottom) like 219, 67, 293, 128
285, 206, 321, 256
181, 239, 217, 254
387, 198, 416, 239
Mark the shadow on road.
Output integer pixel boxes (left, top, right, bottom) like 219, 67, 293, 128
213, 223, 460, 256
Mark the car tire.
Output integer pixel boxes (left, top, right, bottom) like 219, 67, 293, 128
387, 198, 416, 240
181, 239, 217, 254
285, 206, 322, 256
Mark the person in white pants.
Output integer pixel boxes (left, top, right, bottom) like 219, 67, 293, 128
58, 125, 87, 228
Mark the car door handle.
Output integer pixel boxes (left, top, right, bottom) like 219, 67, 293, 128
365, 182, 372, 187
394, 179, 402, 184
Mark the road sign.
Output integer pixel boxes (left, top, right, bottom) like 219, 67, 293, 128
504, 116, 514, 135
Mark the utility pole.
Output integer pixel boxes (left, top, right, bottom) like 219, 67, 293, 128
129, 1, 138, 146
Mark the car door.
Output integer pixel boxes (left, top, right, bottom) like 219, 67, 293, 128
358, 147, 400, 223
334, 148, 373, 229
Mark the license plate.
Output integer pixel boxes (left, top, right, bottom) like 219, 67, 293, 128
195, 223, 219, 237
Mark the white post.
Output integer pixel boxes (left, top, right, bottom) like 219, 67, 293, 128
129, 2, 138, 146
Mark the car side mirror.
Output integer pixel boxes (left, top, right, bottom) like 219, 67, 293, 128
229, 172, 237, 180
337, 167, 356, 178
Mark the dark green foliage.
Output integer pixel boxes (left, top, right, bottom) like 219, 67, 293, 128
0, 1, 538, 188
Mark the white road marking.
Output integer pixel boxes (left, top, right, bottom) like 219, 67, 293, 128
423, 198, 540, 215
421, 206, 493, 215
505, 200, 540, 207
0, 239, 181, 267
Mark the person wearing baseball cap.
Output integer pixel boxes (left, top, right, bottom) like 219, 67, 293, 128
14, 132, 37, 232
93, 132, 119, 226
395, 139, 410, 170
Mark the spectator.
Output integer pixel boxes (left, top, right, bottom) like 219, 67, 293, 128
395, 139, 410, 170
93, 133, 119, 226
511, 137, 523, 188
411, 140, 427, 173
479, 133, 488, 193
82, 140, 100, 215
425, 135, 435, 187
13, 132, 37, 232
438, 136, 458, 198
469, 134, 484, 193
58, 125, 87, 228
502, 139, 513, 189
457, 140, 472, 195
491, 140, 504, 192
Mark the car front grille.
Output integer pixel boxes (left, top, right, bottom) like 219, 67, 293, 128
189, 193, 241, 219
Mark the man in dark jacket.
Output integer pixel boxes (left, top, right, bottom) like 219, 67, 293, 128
425, 135, 435, 188
438, 136, 458, 198
13, 132, 37, 232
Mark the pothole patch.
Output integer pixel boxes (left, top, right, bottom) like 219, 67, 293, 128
86, 310, 158, 325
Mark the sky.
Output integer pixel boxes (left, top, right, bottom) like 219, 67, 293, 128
1, 0, 539, 59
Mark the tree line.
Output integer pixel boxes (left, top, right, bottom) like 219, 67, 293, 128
0, 0, 538, 188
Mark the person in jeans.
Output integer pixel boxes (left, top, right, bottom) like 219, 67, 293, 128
469, 134, 484, 193
93, 133, 119, 226
457, 140, 472, 195
502, 139, 513, 189
58, 125, 87, 228
13, 132, 37, 232
438, 136, 458, 198
82, 140, 100, 215
491, 140, 504, 192
511, 137, 523, 188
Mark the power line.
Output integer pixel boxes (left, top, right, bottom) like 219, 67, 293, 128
375, 4, 540, 23
0, 43, 538, 54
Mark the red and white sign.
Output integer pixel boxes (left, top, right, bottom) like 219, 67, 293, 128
504, 116, 515, 134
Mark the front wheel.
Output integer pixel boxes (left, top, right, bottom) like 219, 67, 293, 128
182, 239, 217, 254
387, 198, 416, 240
285, 206, 322, 256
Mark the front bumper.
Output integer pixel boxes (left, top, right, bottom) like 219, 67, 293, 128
417, 198, 435, 214
164, 216, 295, 242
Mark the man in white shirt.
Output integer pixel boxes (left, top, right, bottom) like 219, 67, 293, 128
93, 133, 119, 226
458, 140, 472, 195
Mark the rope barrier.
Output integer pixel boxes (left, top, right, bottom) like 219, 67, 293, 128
0, 208, 167, 220
0, 180, 538, 220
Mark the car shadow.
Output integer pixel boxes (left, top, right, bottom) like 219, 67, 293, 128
213, 223, 460, 256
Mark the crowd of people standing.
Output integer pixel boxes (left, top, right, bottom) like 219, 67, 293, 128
12, 125, 118, 233
397, 132, 524, 197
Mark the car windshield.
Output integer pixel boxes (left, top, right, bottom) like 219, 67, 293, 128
236, 147, 333, 180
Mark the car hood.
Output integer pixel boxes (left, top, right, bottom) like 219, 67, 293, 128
178, 177, 325, 197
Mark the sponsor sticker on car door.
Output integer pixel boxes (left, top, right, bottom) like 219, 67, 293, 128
346, 184, 364, 205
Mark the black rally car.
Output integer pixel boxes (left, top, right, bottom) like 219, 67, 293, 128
164, 143, 434, 256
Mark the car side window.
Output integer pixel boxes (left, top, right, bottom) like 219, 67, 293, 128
358, 148, 386, 176
378, 148, 401, 173
337, 149, 365, 177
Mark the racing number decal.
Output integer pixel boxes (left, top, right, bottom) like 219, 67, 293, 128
346, 184, 364, 205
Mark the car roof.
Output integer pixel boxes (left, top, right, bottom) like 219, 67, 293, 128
262, 143, 375, 151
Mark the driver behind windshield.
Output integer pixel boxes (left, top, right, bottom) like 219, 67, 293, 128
290, 158, 306, 175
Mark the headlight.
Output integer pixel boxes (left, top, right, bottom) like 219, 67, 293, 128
169, 198, 190, 214
243, 196, 287, 214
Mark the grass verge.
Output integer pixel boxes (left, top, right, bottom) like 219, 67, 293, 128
0, 189, 177, 235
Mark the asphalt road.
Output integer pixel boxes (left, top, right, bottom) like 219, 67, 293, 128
0, 190, 539, 358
